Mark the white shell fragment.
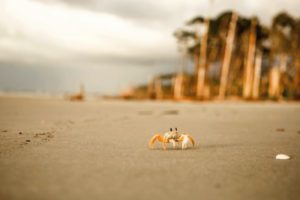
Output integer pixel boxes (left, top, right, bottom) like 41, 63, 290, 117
275, 154, 291, 160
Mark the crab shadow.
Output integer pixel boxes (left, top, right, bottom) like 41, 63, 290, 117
149, 145, 199, 151
150, 148, 197, 151
149, 143, 240, 151
201, 144, 240, 149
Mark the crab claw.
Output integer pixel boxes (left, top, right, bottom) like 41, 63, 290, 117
148, 134, 166, 149
187, 135, 195, 146
178, 134, 195, 149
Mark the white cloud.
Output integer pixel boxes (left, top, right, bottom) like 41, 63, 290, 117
0, 0, 177, 68
1, 0, 299, 69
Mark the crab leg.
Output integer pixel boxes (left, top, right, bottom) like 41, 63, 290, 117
170, 139, 177, 149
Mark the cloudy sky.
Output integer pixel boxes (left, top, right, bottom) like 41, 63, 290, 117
0, 0, 299, 95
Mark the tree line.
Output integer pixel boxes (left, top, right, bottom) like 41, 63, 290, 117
121, 11, 300, 101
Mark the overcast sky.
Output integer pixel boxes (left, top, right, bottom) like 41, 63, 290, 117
0, 0, 299, 95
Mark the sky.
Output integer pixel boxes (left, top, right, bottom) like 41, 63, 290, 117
0, 0, 299, 95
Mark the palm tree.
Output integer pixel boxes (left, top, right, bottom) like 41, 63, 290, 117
292, 19, 300, 99
187, 16, 210, 99
173, 29, 196, 100
218, 12, 238, 99
236, 17, 269, 100
269, 12, 295, 99
242, 18, 257, 99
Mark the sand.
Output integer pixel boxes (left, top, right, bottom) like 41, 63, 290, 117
0, 97, 299, 200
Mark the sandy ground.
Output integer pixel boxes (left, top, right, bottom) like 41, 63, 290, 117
0, 97, 299, 200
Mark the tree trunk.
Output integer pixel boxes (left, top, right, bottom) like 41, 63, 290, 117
147, 79, 155, 99
219, 12, 238, 99
155, 77, 163, 100
243, 19, 257, 99
196, 18, 210, 99
268, 55, 287, 99
174, 40, 187, 100
269, 67, 280, 99
174, 74, 183, 100
294, 54, 300, 98
194, 50, 199, 75
252, 51, 262, 99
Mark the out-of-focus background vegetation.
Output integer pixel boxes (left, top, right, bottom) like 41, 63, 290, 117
125, 11, 300, 101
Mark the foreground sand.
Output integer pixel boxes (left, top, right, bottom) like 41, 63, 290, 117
0, 97, 299, 200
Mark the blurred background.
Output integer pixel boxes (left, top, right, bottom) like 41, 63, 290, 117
0, 0, 299, 100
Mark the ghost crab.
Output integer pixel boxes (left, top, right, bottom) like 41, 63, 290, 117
148, 128, 195, 150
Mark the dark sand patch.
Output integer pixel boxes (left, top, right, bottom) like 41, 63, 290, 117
162, 110, 179, 115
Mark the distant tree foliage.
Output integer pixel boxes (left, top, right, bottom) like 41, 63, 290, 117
172, 11, 300, 100
123, 11, 300, 101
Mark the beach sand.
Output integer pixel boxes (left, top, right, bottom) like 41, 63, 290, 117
0, 97, 299, 200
